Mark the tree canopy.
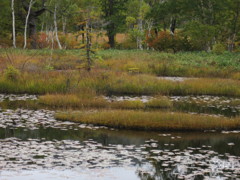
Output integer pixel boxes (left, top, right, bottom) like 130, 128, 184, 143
0, 0, 240, 51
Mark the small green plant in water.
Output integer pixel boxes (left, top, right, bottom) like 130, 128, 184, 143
4, 66, 20, 81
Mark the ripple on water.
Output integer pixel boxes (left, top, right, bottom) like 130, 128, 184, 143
0, 136, 240, 179
170, 95, 240, 114
0, 94, 38, 102
0, 94, 240, 179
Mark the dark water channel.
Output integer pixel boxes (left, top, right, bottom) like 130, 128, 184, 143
0, 95, 240, 180
105, 95, 240, 117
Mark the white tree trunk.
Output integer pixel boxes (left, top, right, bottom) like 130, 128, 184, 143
146, 19, 153, 50
62, 16, 67, 34
51, 27, 55, 61
137, 20, 143, 50
41, 22, 44, 33
137, 0, 143, 50
11, 0, 16, 48
54, 5, 62, 50
24, 0, 34, 49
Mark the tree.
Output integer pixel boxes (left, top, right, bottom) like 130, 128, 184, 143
226, 0, 240, 51
0, 1, 12, 42
11, 0, 16, 48
74, 0, 101, 71
183, 21, 217, 51
21, 0, 47, 48
53, 4, 63, 49
24, 0, 34, 49
126, 0, 150, 49
100, 0, 129, 48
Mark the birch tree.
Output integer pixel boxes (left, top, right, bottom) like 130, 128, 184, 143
24, 0, 34, 49
137, 0, 144, 50
21, 0, 47, 49
127, 0, 149, 49
54, 4, 63, 49
11, 0, 16, 48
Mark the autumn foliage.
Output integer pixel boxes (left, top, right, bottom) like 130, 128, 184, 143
146, 31, 192, 52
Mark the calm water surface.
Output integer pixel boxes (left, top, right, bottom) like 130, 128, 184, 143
0, 95, 240, 180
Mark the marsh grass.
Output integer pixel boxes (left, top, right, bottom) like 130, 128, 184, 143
39, 94, 108, 109
0, 49, 239, 97
55, 110, 240, 131
39, 94, 172, 110
0, 72, 67, 94
0, 100, 40, 110
97, 50, 240, 78
0, 70, 239, 97
110, 100, 145, 109
232, 72, 240, 80
102, 73, 240, 96
146, 96, 173, 108
1, 49, 240, 78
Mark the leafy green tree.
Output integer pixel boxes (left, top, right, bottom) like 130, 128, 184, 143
126, 0, 150, 49
100, 0, 129, 48
0, 1, 11, 39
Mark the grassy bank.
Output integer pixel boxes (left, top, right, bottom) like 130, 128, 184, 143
97, 50, 240, 78
0, 71, 239, 97
1, 49, 240, 79
39, 94, 173, 109
0, 72, 68, 94
56, 110, 240, 131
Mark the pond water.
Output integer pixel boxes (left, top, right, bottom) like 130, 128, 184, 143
0, 94, 38, 102
171, 95, 240, 117
0, 108, 240, 179
1, 94, 239, 117
105, 95, 240, 117
0, 94, 240, 179
157, 76, 198, 82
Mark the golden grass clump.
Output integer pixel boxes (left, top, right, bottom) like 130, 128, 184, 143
182, 78, 240, 96
0, 69, 240, 97
146, 96, 173, 108
39, 94, 80, 107
39, 94, 175, 110
110, 100, 145, 109
39, 94, 108, 108
232, 72, 240, 80
55, 110, 240, 131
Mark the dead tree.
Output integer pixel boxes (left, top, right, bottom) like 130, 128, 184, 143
21, 0, 47, 49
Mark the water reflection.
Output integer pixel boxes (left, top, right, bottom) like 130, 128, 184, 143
171, 95, 240, 117
0, 109, 239, 179
0, 94, 37, 102
105, 95, 240, 117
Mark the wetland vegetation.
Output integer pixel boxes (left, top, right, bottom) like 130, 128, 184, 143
0, 49, 240, 180
1, 0, 240, 179
0, 49, 240, 130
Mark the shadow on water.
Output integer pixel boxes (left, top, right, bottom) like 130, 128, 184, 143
0, 125, 240, 179
0, 94, 240, 179
1, 126, 240, 155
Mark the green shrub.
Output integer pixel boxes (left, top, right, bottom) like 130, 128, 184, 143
146, 31, 192, 52
212, 43, 226, 54
4, 66, 20, 81
116, 39, 136, 50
